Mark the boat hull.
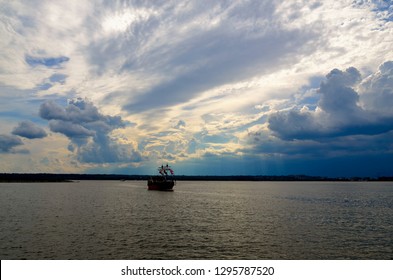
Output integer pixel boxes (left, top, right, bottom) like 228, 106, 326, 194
147, 180, 175, 191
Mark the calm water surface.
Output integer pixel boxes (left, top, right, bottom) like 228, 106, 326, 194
0, 181, 392, 259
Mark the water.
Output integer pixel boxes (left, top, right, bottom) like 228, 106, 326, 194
0, 181, 392, 259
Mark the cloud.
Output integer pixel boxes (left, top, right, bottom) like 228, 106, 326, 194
318, 67, 361, 117
121, 16, 316, 113
12, 120, 47, 139
268, 62, 393, 141
359, 61, 393, 114
48, 120, 94, 138
39, 100, 69, 121
40, 98, 124, 127
268, 110, 323, 140
174, 120, 186, 129
39, 98, 142, 163
0, 134, 23, 153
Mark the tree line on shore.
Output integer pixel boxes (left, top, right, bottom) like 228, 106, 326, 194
0, 173, 392, 182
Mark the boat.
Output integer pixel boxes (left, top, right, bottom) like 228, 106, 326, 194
147, 164, 176, 191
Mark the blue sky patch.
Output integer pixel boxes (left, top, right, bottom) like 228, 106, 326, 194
372, 0, 393, 21
49, 73, 68, 84
25, 55, 70, 67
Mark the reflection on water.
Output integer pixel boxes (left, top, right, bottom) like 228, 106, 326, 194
0, 181, 392, 259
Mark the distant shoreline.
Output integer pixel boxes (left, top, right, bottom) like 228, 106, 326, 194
1, 173, 392, 182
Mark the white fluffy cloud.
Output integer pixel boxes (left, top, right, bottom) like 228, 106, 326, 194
359, 61, 393, 114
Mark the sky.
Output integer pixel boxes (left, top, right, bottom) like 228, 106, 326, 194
0, 0, 393, 177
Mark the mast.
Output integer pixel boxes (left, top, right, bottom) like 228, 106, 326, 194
157, 164, 175, 177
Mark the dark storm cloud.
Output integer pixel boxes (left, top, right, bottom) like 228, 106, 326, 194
268, 110, 322, 141
0, 134, 23, 153
268, 64, 393, 141
39, 98, 142, 163
233, 61, 393, 175
248, 131, 393, 158
12, 120, 47, 139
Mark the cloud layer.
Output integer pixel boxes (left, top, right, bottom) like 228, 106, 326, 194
0, 0, 392, 175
